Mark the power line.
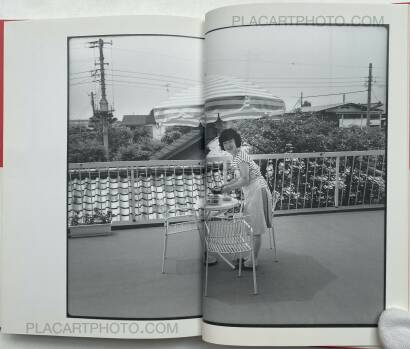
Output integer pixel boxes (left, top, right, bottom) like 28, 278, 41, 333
250, 75, 385, 80
260, 80, 369, 85
70, 72, 199, 88
70, 75, 94, 80
70, 77, 94, 84
302, 89, 368, 98
261, 83, 386, 89
70, 70, 92, 76
290, 98, 300, 110
70, 78, 186, 90
106, 81, 184, 91
108, 73, 192, 86
372, 89, 383, 104
112, 69, 200, 83
262, 82, 368, 87
111, 47, 197, 62
105, 79, 185, 89
208, 57, 386, 70
263, 85, 369, 89
70, 81, 96, 86
70, 69, 200, 86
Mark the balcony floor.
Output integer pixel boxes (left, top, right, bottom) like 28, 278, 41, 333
68, 210, 384, 324
204, 210, 385, 325
68, 225, 202, 318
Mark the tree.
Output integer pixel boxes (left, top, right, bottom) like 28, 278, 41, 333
132, 127, 150, 143
69, 122, 167, 163
89, 111, 117, 131
113, 144, 150, 161
68, 139, 107, 163
68, 121, 198, 163
233, 117, 386, 209
161, 130, 182, 144
108, 125, 134, 157
236, 116, 385, 154
113, 140, 163, 161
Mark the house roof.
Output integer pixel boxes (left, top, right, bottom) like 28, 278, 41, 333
300, 102, 384, 114
300, 103, 344, 113
122, 114, 155, 126
152, 129, 202, 160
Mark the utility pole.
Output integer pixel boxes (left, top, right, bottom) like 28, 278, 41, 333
89, 38, 112, 160
300, 92, 303, 108
342, 93, 346, 104
366, 62, 373, 127
89, 92, 95, 115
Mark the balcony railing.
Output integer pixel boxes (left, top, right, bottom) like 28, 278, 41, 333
68, 150, 385, 226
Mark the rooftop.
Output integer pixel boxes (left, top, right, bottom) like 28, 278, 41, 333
151, 129, 202, 160
122, 114, 156, 126
300, 102, 384, 114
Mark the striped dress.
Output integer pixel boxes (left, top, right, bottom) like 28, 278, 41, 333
231, 148, 272, 234
231, 149, 268, 188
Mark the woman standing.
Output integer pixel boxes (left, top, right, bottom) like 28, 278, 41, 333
218, 128, 272, 268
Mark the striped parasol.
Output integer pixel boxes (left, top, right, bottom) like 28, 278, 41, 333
152, 84, 203, 127
204, 75, 285, 122
152, 75, 285, 126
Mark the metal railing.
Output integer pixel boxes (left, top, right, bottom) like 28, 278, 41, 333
68, 150, 385, 226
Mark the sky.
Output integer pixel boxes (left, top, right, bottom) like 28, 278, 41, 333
205, 25, 388, 111
68, 35, 203, 120
69, 25, 388, 121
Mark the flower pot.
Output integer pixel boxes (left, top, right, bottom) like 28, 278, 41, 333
68, 223, 112, 238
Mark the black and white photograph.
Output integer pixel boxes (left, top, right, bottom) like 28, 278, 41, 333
67, 34, 204, 319
202, 24, 387, 326
67, 24, 388, 324
66, 23, 388, 326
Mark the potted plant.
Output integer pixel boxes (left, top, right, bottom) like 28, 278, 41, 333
68, 208, 113, 238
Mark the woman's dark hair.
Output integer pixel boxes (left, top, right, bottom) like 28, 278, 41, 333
218, 128, 242, 151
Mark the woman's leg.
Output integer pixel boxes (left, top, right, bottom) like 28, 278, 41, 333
242, 185, 267, 267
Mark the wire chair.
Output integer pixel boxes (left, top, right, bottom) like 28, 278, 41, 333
161, 210, 203, 274
203, 216, 257, 296
268, 190, 281, 262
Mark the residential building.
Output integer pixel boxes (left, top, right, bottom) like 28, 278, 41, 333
122, 113, 165, 140
298, 102, 386, 128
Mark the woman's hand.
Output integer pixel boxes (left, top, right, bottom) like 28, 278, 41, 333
224, 163, 250, 192
220, 185, 229, 194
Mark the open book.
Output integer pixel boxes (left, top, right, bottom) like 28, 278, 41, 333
1, 2, 409, 346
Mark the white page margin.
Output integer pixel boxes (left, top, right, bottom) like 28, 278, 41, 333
1, 15, 203, 339
202, 3, 409, 346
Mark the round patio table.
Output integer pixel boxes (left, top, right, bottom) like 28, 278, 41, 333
203, 197, 240, 218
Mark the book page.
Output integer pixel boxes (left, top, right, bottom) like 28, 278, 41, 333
201, 3, 409, 346
1, 15, 204, 339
